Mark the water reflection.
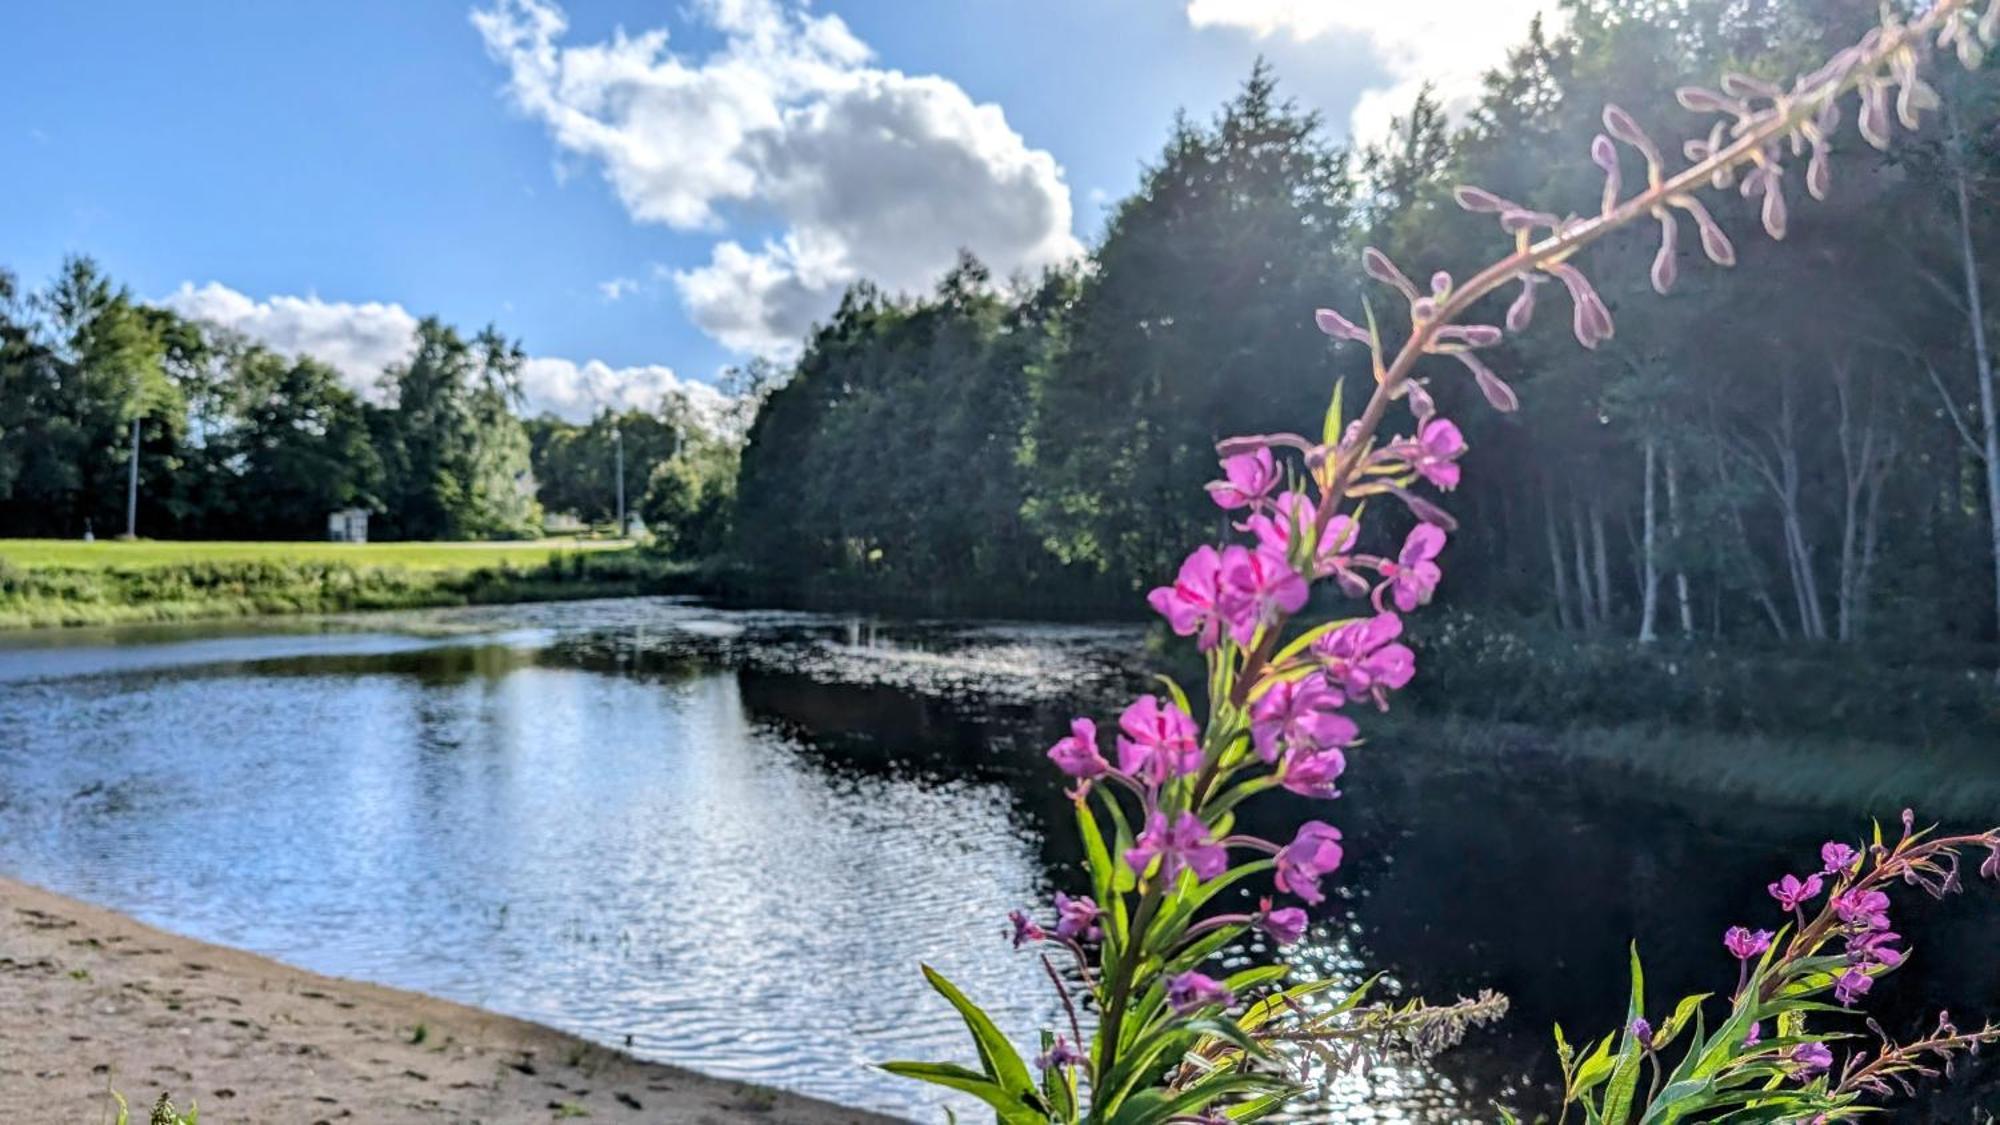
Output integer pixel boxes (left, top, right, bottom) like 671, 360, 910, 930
0, 598, 1993, 1121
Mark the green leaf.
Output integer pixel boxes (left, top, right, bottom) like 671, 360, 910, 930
1322, 376, 1346, 448
880, 1061, 1045, 1125
918, 964, 1039, 1097
1600, 945, 1648, 1124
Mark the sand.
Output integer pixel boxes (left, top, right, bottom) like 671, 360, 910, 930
0, 876, 905, 1124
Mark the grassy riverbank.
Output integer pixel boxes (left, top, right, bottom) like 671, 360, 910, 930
0, 539, 725, 629
1375, 714, 2000, 825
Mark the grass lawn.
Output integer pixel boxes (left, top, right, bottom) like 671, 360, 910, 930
0, 538, 636, 573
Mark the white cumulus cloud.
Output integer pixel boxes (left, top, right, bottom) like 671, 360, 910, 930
1185, 0, 1557, 143
160, 282, 724, 427
473, 0, 1082, 357
163, 282, 421, 390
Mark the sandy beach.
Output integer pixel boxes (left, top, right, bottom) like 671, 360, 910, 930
0, 876, 904, 1123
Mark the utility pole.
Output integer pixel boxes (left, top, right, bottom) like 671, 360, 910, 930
124, 415, 140, 539
613, 425, 625, 538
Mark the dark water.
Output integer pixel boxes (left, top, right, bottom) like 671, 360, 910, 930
0, 597, 1993, 1121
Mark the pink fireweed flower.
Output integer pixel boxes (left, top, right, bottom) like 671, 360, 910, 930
1312, 612, 1417, 709
1046, 717, 1107, 780
1378, 524, 1445, 613
1280, 746, 1348, 800
1008, 910, 1045, 948
1036, 1036, 1083, 1071
1820, 841, 1860, 875
1846, 928, 1904, 968
1258, 898, 1308, 945
1832, 888, 1891, 930
1724, 926, 1774, 961
1126, 811, 1229, 884
1247, 493, 1366, 591
1629, 1017, 1655, 1049
1394, 418, 1467, 491
1275, 821, 1345, 905
1768, 872, 1824, 913
1833, 966, 1874, 1006
1208, 448, 1280, 510
1744, 1022, 1763, 1047
1167, 970, 1235, 1015
1218, 544, 1310, 646
1053, 891, 1101, 942
1791, 1042, 1835, 1075
1148, 545, 1226, 651
1114, 695, 1202, 785
1250, 678, 1356, 764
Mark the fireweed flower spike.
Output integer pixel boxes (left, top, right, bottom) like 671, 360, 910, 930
1008, 909, 1046, 949
1257, 899, 1309, 946
1053, 891, 1101, 943
1208, 448, 1280, 511
1126, 811, 1228, 884
1313, 612, 1417, 709
1723, 926, 1773, 961
1114, 695, 1202, 785
1822, 841, 1861, 875
1274, 821, 1344, 905
1046, 717, 1107, 782
1379, 524, 1446, 613
1147, 545, 1226, 650
1248, 677, 1355, 765
1218, 544, 1309, 645
889, 7, 2000, 1119
1167, 971, 1235, 1016
1769, 871, 1824, 913
1792, 1042, 1836, 1076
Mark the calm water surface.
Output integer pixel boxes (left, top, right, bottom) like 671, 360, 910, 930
0, 597, 1993, 1121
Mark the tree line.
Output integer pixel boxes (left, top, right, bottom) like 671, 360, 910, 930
734, 0, 2000, 656
0, 258, 728, 546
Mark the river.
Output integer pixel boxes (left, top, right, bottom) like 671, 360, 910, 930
0, 597, 1992, 1121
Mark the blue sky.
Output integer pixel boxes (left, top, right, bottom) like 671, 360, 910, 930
0, 1, 1543, 419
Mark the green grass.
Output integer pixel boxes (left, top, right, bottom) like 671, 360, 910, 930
0, 540, 725, 630
0, 538, 631, 572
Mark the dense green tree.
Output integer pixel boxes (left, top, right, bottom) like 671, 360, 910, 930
228, 349, 383, 538
372, 319, 539, 540
529, 406, 684, 526
1022, 64, 1360, 588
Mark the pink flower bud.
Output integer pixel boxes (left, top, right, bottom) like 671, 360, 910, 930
1362, 247, 1420, 300
1455, 351, 1519, 413
1315, 307, 1370, 343
1721, 72, 1782, 100
1675, 86, 1737, 114
1760, 172, 1788, 240
1602, 104, 1661, 166
1650, 210, 1679, 295
1452, 185, 1510, 213
1505, 276, 1539, 332
1675, 196, 1736, 266
1436, 324, 1502, 348
1806, 139, 1832, 201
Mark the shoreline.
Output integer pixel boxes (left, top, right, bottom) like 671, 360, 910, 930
0, 875, 903, 1123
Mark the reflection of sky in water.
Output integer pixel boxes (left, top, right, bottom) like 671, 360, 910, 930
0, 624, 1069, 1118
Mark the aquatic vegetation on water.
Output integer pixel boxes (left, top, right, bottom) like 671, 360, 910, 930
887, 4, 2000, 1122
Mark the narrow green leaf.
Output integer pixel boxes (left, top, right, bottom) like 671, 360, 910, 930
918, 964, 1038, 1097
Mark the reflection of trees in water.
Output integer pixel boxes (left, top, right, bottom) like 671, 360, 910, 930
538, 628, 2000, 1121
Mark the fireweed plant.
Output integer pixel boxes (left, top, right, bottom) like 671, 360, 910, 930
887, 3, 2000, 1122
